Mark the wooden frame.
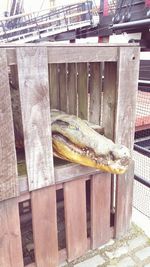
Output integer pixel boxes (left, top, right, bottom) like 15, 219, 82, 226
0, 44, 140, 267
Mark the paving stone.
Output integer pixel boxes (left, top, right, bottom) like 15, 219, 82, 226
74, 255, 105, 267
105, 246, 128, 259
117, 257, 136, 267
98, 239, 115, 250
127, 235, 148, 250
135, 247, 150, 261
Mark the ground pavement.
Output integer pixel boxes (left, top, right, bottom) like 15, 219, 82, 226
61, 223, 150, 267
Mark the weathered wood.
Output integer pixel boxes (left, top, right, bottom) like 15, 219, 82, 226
49, 63, 60, 109
77, 63, 88, 119
91, 173, 111, 249
89, 62, 102, 125
31, 186, 58, 267
67, 63, 77, 115
10, 64, 19, 88
114, 47, 140, 238
0, 198, 24, 267
103, 62, 117, 140
59, 63, 67, 112
115, 162, 134, 238
0, 49, 18, 201
64, 179, 87, 261
48, 46, 118, 63
17, 47, 54, 191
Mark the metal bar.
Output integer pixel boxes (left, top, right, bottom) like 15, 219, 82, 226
111, 18, 150, 30
134, 144, 150, 157
134, 174, 150, 188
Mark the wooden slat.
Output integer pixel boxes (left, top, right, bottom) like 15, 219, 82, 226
103, 62, 117, 140
0, 198, 24, 267
10, 64, 19, 88
114, 47, 140, 238
91, 173, 111, 249
89, 62, 102, 125
77, 63, 88, 119
0, 49, 18, 201
31, 186, 58, 267
49, 63, 60, 109
17, 47, 54, 191
64, 179, 87, 261
59, 63, 67, 112
67, 63, 77, 115
48, 46, 118, 63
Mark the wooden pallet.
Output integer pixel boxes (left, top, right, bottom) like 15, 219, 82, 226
0, 44, 140, 267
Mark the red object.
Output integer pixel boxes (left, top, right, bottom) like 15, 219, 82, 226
145, 0, 150, 7
103, 0, 109, 16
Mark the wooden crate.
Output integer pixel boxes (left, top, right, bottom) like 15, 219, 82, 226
0, 44, 140, 267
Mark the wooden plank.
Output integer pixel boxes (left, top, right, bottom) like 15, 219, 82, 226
64, 179, 87, 261
67, 63, 77, 115
49, 63, 60, 109
17, 47, 54, 191
114, 47, 140, 238
10, 64, 19, 88
0, 198, 24, 267
0, 49, 18, 201
59, 63, 67, 112
77, 63, 88, 119
103, 62, 117, 140
89, 62, 102, 125
48, 46, 118, 63
91, 173, 111, 249
31, 186, 58, 267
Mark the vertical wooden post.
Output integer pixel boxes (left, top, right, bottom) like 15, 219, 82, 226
114, 47, 140, 238
59, 63, 67, 112
31, 186, 58, 267
64, 179, 87, 261
0, 198, 24, 267
77, 63, 88, 119
17, 47, 54, 191
91, 173, 111, 249
89, 62, 102, 125
49, 63, 60, 109
67, 63, 77, 115
0, 49, 18, 201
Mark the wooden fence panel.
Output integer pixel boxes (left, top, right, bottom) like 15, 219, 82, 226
0, 49, 18, 201
17, 47, 54, 191
31, 186, 58, 267
0, 198, 24, 267
89, 62, 102, 125
77, 63, 88, 119
114, 47, 140, 237
91, 173, 111, 249
59, 63, 67, 112
64, 179, 87, 261
49, 63, 59, 109
67, 63, 77, 115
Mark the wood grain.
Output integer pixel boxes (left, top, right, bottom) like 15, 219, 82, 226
91, 173, 111, 249
67, 63, 77, 115
17, 47, 54, 191
59, 63, 67, 112
0, 198, 24, 267
0, 49, 18, 201
49, 63, 60, 109
89, 62, 102, 125
77, 63, 88, 119
114, 47, 140, 238
47, 46, 117, 63
64, 179, 87, 261
31, 186, 58, 267
103, 62, 117, 140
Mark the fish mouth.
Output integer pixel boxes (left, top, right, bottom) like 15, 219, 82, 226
52, 132, 130, 175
